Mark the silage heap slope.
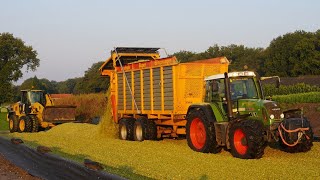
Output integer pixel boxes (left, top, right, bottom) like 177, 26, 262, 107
9, 123, 320, 179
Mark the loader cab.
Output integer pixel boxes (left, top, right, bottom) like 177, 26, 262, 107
21, 90, 46, 106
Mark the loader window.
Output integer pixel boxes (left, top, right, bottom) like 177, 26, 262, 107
28, 91, 46, 105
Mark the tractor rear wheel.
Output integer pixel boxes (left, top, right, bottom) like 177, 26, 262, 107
229, 120, 265, 159
118, 118, 135, 140
186, 110, 221, 153
18, 116, 33, 133
8, 115, 19, 133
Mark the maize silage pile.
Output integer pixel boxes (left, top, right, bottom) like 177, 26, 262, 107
6, 89, 320, 179
97, 88, 118, 139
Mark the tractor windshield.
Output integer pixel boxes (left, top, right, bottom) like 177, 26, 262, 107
205, 77, 258, 102
229, 77, 258, 100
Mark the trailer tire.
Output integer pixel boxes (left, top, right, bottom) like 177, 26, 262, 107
18, 116, 33, 133
186, 110, 221, 153
134, 117, 148, 141
9, 115, 19, 133
146, 120, 157, 140
29, 115, 39, 132
229, 120, 265, 159
279, 118, 313, 153
118, 118, 135, 140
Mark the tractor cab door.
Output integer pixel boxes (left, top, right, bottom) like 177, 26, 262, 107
205, 79, 228, 122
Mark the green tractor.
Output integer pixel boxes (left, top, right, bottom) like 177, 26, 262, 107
186, 71, 313, 159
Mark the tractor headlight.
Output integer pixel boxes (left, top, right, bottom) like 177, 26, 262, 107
280, 113, 284, 119
270, 114, 275, 119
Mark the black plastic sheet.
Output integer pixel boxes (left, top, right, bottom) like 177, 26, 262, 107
0, 137, 124, 180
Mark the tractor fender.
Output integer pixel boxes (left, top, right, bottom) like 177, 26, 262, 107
186, 104, 216, 123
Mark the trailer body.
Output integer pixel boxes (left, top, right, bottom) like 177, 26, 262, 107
100, 47, 228, 137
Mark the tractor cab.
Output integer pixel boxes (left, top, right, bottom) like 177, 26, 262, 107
204, 71, 283, 126
205, 71, 261, 102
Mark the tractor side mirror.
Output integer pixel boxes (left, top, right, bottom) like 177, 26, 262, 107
261, 76, 281, 88
275, 78, 280, 88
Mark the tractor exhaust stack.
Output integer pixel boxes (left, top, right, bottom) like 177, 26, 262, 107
224, 72, 233, 121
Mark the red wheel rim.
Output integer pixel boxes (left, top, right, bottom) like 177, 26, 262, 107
234, 129, 248, 155
190, 118, 206, 150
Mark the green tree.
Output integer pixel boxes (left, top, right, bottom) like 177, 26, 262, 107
172, 50, 196, 62
19, 76, 58, 94
263, 30, 320, 76
0, 32, 39, 104
19, 76, 45, 90
40, 78, 58, 94
172, 44, 265, 74
57, 78, 81, 94
73, 62, 109, 94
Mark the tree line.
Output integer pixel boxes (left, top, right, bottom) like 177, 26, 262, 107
1, 30, 320, 104
173, 30, 320, 77
14, 61, 109, 97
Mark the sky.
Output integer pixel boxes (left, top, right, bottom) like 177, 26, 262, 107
0, 0, 319, 85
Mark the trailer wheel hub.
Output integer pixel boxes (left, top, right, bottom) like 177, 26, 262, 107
135, 125, 143, 141
120, 125, 127, 139
190, 118, 206, 150
233, 129, 248, 155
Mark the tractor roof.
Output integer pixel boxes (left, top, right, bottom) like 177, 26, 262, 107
205, 71, 256, 81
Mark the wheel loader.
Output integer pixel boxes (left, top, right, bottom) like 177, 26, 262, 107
7, 89, 76, 133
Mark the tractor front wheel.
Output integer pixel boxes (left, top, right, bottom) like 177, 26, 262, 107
229, 120, 265, 159
186, 110, 221, 153
8, 115, 19, 133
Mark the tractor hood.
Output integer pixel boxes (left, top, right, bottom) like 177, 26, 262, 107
236, 99, 284, 126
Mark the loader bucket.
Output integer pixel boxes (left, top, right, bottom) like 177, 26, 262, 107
43, 105, 76, 123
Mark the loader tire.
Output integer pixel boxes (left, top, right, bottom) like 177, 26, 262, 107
9, 115, 19, 133
18, 116, 33, 133
134, 117, 148, 142
29, 115, 39, 132
279, 118, 313, 153
118, 118, 135, 140
229, 120, 265, 159
186, 110, 221, 153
